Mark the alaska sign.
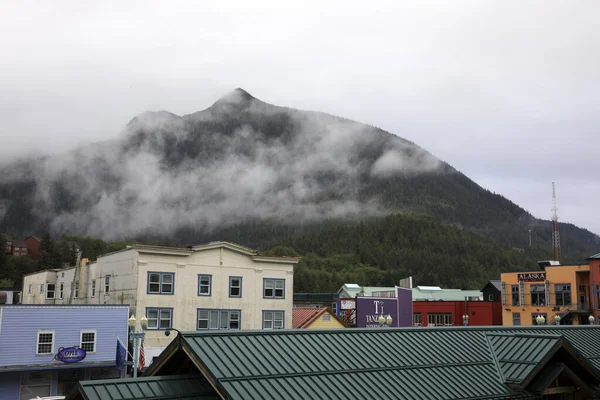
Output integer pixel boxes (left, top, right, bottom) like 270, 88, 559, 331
517, 272, 546, 282
54, 346, 86, 363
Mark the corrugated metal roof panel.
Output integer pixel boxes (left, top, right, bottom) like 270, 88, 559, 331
147, 326, 600, 400
220, 364, 530, 400
69, 375, 218, 400
488, 334, 561, 384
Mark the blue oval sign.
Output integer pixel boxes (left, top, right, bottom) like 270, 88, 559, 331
54, 347, 86, 363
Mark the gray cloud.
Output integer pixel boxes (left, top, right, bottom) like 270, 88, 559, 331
0, 0, 599, 234
19, 97, 445, 239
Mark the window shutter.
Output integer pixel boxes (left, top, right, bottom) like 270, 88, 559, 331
501, 282, 506, 306
519, 281, 525, 306
545, 280, 551, 306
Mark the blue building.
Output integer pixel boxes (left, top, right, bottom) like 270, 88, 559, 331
0, 304, 129, 399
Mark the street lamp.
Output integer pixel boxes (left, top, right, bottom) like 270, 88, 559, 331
535, 315, 546, 325
589, 315, 595, 325
128, 315, 148, 378
462, 315, 469, 326
378, 314, 393, 328
554, 315, 561, 325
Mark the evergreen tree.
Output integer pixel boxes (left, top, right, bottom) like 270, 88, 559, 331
0, 234, 6, 273
39, 233, 61, 269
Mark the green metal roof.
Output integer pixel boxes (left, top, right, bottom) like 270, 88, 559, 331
487, 333, 561, 385
66, 374, 218, 400
144, 326, 600, 399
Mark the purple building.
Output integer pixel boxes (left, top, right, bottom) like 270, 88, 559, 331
355, 286, 413, 328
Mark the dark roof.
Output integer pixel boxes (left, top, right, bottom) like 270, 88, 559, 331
66, 374, 218, 400
482, 279, 502, 292
11, 240, 27, 248
145, 326, 600, 400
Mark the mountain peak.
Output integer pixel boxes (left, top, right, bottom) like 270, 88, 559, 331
210, 88, 255, 109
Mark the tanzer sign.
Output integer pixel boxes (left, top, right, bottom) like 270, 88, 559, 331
54, 346, 87, 363
356, 297, 398, 328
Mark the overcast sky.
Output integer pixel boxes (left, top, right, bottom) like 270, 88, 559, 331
1, 0, 599, 235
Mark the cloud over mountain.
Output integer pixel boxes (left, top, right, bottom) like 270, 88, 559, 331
0, 89, 447, 240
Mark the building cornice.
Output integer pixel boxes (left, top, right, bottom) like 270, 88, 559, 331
252, 255, 301, 264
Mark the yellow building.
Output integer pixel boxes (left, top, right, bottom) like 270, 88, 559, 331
292, 307, 347, 329
500, 263, 595, 326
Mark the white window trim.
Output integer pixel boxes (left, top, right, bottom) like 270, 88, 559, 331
36, 330, 55, 355
59, 283, 64, 299
104, 276, 111, 295
45, 283, 56, 300
80, 330, 97, 353
91, 280, 96, 298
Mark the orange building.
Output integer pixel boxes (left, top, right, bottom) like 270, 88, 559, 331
500, 255, 600, 326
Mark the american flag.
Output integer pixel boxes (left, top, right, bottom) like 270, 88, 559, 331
138, 339, 145, 371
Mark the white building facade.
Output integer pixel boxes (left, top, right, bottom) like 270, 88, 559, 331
22, 242, 299, 364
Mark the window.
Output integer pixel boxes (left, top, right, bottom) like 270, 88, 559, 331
46, 284, 55, 299
146, 308, 172, 330
59, 283, 64, 299
36, 331, 54, 354
531, 285, 546, 306
555, 284, 572, 306
229, 277, 242, 297
322, 313, 331, 321
197, 309, 240, 330
511, 285, 519, 306
596, 284, 600, 310
61, 272, 64, 278
264, 279, 285, 299
532, 313, 548, 325
198, 275, 211, 296
512, 313, 521, 326
488, 294, 494, 301
80, 331, 96, 353
147, 272, 175, 294
413, 313, 422, 326
21, 370, 52, 400
28, 284, 32, 294
104, 276, 110, 294
263, 311, 284, 329
427, 313, 452, 326
74, 281, 79, 298
91, 280, 96, 297
519, 281, 525, 306
39, 284, 44, 294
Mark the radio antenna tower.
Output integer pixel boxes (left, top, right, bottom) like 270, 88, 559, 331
551, 182, 561, 263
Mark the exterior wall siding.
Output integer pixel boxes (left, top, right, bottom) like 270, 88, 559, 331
306, 314, 346, 329
413, 301, 501, 327
0, 305, 129, 367
0, 372, 21, 400
501, 264, 592, 326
